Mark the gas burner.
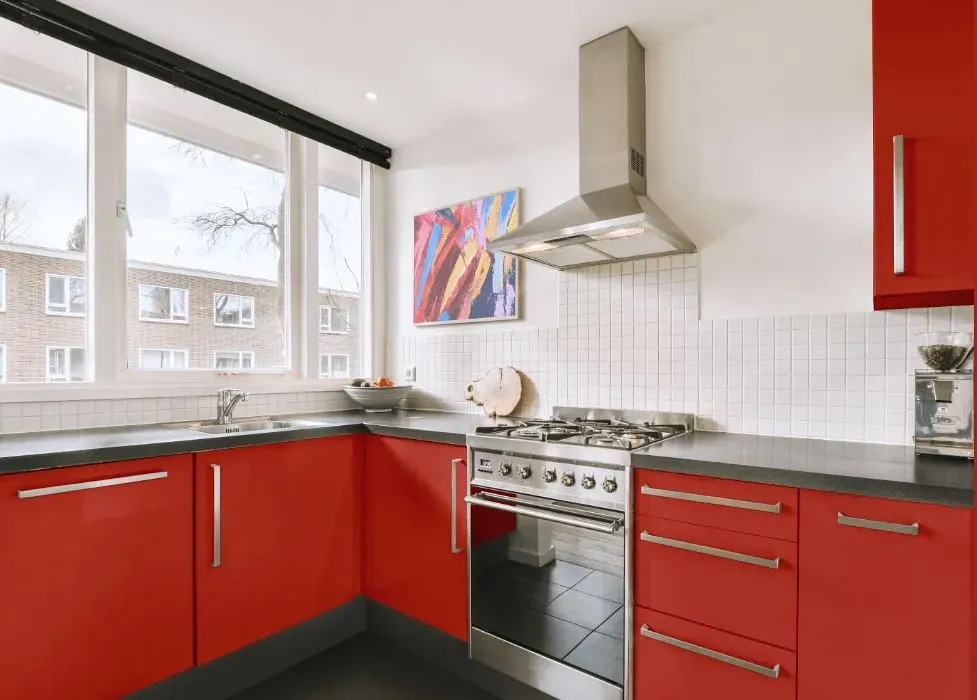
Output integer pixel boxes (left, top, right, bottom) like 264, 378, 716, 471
473, 412, 691, 452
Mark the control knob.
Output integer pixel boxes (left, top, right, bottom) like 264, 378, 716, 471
581, 475, 597, 490
498, 462, 512, 477
561, 472, 576, 487
543, 469, 557, 483
602, 477, 618, 494
518, 464, 532, 480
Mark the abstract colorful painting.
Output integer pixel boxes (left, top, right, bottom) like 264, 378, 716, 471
413, 189, 519, 325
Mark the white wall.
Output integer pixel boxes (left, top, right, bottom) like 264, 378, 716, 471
386, 0, 873, 335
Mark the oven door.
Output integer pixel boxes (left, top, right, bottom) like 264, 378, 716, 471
466, 490, 627, 700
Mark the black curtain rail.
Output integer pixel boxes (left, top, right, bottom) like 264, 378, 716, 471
0, 0, 393, 169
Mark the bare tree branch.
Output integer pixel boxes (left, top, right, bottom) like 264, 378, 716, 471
0, 192, 29, 243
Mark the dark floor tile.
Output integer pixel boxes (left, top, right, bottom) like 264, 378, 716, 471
544, 589, 622, 630
498, 559, 594, 588
596, 608, 625, 640
573, 571, 625, 604
564, 632, 625, 686
487, 606, 592, 660
476, 567, 569, 610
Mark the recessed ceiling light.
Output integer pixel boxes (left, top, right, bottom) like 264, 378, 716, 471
364, 91, 379, 102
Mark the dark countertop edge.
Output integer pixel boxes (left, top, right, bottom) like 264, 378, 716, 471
632, 453, 974, 509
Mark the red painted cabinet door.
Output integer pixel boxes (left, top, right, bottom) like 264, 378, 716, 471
363, 436, 468, 640
797, 490, 970, 700
195, 436, 361, 663
0, 456, 194, 700
873, 0, 976, 309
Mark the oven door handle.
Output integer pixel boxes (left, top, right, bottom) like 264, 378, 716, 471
464, 493, 624, 534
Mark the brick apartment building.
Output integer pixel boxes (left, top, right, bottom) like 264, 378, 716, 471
0, 242, 360, 383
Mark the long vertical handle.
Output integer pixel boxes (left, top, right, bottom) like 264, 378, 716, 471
451, 458, 463, 554
211, 464, 221, 568
893, 134, 905, 275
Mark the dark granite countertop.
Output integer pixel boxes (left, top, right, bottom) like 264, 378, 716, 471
0, 410, 508, 476
633, 431, 973, 508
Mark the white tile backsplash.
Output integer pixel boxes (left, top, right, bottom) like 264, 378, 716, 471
391, 255, 974, 446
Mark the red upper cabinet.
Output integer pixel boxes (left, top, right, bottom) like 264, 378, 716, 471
873, 0, 976, 309
0, 456, 194, 700
363, 436, 469, 640
195, 436, 361, 664
797, 490, 970, 700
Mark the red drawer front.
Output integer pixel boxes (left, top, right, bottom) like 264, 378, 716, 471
635, 515, 797, 650
635, 607, 796, 700
635, 471, 798, 541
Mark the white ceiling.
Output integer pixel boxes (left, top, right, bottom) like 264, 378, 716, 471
60, 0, 756, 149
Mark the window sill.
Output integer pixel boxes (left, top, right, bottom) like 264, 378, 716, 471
139, 317, 190, 325
320, 330, 350, 336
213, 323, 256, 329
46, 312, 86, 318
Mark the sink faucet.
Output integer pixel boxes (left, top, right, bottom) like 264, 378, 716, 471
216, 388, 250, 425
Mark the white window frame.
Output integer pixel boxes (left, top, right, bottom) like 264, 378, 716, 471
319, 305, 350, 334
319, 353, 350, 379
214, 351, 255, 371
45, 274, 86, 317
0, 54, 376, 399
138, 348, 189, 370
213, 292, 256, 329
138, 284, 189, 324
0, 268, 6, 312
45, 346, 86, 383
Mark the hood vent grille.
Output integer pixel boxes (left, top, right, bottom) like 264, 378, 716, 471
630, 148, 646, 178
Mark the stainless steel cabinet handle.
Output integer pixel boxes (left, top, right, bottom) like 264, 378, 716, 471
893, 134, 905, 275
640, 485, 781, 514
211, 464, 221, 567
837, 512, 918, 536
640, 625, 781, 679
17, 471, 168, 499
466, 494, 623, 534
450, 458, 463, 555
640, 531, 781, 569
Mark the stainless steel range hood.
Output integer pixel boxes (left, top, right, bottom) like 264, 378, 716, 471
488, 27, 695, 269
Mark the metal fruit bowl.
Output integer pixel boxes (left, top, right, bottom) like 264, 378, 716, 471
342, 384, 413, 412
916, 331, 974, 372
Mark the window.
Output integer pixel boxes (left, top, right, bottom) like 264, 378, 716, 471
215, 351, 254, 370
139, 285, 188, 323
319, 354, 349, 379
139, 348, 188, 370
0, 268, 6, 311
46, 346, 86, 382
214, 293, 255, 328
319, 305, 349, 334
46, 275, 86, 316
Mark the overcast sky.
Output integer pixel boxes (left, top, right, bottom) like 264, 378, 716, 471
0, 82, 361, 292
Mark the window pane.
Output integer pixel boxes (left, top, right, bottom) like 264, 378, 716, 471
0, 20, 88, 382
332, 355, 349, 377
69, 347, 85, 381
318, 143, 363, 379
48, 276, 66, 307
319, 354, 330, 377
126, 70, 286, 372
48, 347, 65, 379
68, 277, 86, 314
173, 350, 188, 369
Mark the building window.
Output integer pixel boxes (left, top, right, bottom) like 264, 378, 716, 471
214, 293, 255, 328
319, 354, 350, 379
0, 268, 6, 312
139, 285, 189, 323
46, 274, 86, 316
139, 348, 189, 370
319, 305, 349, 334
46, 346, 86, 382
215, 351, 255, 370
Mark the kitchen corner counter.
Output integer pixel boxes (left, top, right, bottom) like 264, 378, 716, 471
0, 410, 507, 476
632, 431, 974, 508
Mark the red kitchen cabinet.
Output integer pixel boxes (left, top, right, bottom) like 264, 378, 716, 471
797, 490, 970, 700
0, 456, 194, 700
195, 436, 361, 663
363, 436, 469, 640
873, 0, 976, 309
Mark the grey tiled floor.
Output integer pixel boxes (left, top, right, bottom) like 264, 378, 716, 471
232, 635, 499, 700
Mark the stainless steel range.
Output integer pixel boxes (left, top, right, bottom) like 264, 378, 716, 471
464, 408, 693, 700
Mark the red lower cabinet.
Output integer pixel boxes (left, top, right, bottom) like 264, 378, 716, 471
797, 490, 970, 700
634, 607, 796, 700
363, 436, 469, 640
195, 436, 361, 663
0, 456, 194, 700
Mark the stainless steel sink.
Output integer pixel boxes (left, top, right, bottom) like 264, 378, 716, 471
167, 419, 311, 435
